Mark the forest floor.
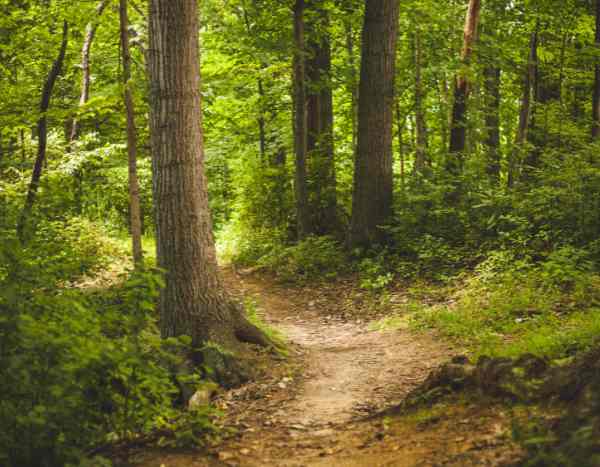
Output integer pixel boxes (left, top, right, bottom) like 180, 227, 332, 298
130, 269, 524, 467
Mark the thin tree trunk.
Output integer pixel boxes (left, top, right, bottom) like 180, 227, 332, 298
593, 0, 600, 140
413, 26, 427, 173
257, 78, 267, 162
396, 103, 406, 190
508, 30, 537, 188
148, 0, 270, 377
306, 1, 337, 235
483, 66, 501, 181
345, 18, 359, 157
348, 0, 400, 247
447, 0, 481, 172
69, 0, 108, 145
119, 0, 143, 266
241, 1, 268, 162
17, 21, 69, 241
293, 0, 310, 239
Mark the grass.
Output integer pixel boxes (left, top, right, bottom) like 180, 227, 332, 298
409, 269, 600, 360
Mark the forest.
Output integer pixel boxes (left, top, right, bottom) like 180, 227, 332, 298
2, 0, 600, 465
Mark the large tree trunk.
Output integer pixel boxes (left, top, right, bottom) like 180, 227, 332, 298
483, 66, 501, 181
147, 0, 270, 385
119, 0, 144, 266
306, 1, 337, 235
593, 0, 600, 140
69, 0, 107, 145
447, 0, 481, 173
17, 21, 69, 241
413, 25, 428, 173
508, 30, 537, 188
348, 0, 399, 248
292, 0, 311, 239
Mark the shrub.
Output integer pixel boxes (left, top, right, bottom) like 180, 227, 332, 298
256, 235, 347, 282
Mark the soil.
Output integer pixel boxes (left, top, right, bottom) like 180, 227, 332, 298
130, 269, 523, 467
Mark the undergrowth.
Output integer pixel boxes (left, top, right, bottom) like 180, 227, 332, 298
0, 221, 218, 467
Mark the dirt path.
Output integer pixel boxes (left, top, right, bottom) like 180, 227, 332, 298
134, 270, 521, 467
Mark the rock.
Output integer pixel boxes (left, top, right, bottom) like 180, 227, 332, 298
188, 389, 211, 410
239, 448, 251, 455
218, 451, 235, 461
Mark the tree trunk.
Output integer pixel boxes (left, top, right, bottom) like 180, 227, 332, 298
344, 17, 359, 158
447, 0, 481, 173
17, 21, 69, 241
306, 1, 337, 235
483, 66, 501, 182
119, 0, 144, 267
508, 31, 537, 188
69, 0, 107, 145
593, 0, 600, 140
396, 103, 406, 191
413, 25, 427, 173
148, 0, 271, 385
348, 0, 399, 248
292, 0, 311, 239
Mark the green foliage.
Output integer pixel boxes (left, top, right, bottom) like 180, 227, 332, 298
0, 235, 216, 466
255, 235, 347, 282
412, 248, 600, 359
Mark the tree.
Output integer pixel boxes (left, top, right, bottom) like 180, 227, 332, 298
447, 0, 481, 172
147, 0, 271, 385
292, 0, 311, 239
69, 0, 108, 145
593, 0, 600, 140
348, 0, 400, 248
119, 0, 143, 266
305, 0, 337, 235
17, 20, 69, 241
508, 29, 537, 188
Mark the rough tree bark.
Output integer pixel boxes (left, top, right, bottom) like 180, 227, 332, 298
119, 0, 143, 266
484, 66, 501, 181
447, 0, 481, 173
348, 0, 400, 248
292, 0, 311, 239
306, 1, 337, 235
17, 21, 69, 241
148, 0, 271, 385
593, 0, 600, 140
69, 0, 107, 144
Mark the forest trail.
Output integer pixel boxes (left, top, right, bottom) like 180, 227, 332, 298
134, 270, 521, 467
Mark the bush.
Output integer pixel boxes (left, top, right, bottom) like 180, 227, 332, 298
0, 250, 215, 466
256, 235, 347, 282
412, 247, 600, 359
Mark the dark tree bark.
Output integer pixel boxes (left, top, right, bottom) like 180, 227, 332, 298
17, 21, 69, 241
119, 0, 143, 266
348, 0, 400, 248
447, 0, 481, 173
292, 0, 311, 239
148, 0, 271, 381
69, 0, 107, 145
306, 1, 337, 235
483, 66, 501, 181
413, 26, 428, 173
593, 0, 600, 140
